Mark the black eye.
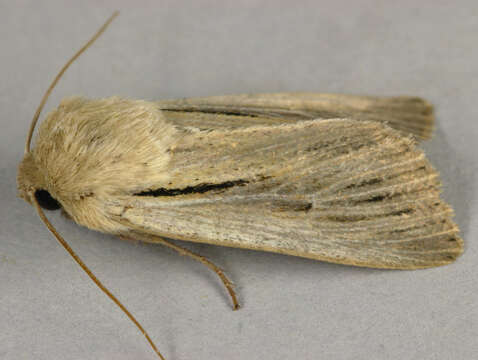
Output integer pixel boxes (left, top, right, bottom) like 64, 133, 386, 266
34, 189, 61, 210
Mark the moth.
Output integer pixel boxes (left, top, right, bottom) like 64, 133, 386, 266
17, 13, 463, 360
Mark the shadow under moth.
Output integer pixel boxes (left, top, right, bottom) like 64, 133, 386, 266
16, 12, 463, 360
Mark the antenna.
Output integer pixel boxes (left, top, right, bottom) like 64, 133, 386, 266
25, 11, 119, 154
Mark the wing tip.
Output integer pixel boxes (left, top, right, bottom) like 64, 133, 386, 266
369, 233, 464, 270
370, 95, 436, 140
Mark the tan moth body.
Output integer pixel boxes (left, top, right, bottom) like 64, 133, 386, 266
18, 95, 462, 269
17, 12, 463, 360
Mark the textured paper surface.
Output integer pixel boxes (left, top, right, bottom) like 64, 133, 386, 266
1, 1, 477, 359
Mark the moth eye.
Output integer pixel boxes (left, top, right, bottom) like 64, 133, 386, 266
34, 189, 61, 210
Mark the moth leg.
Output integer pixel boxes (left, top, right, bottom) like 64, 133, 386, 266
125, 233, 240, 310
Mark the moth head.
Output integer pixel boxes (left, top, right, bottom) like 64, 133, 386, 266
17, 12, 120, 214
17, 152, 61, 211
15, 13, 166, 360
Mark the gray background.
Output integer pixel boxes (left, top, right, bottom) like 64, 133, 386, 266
1, 1, 477, 359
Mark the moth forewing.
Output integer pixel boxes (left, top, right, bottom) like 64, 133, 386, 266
100, 117, 462, 269
157, 92, 435, 140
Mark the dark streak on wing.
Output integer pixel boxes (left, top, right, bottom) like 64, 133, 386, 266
161, 106, 313, 119
135, 179, 249, 197
162, 108, 261, 118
